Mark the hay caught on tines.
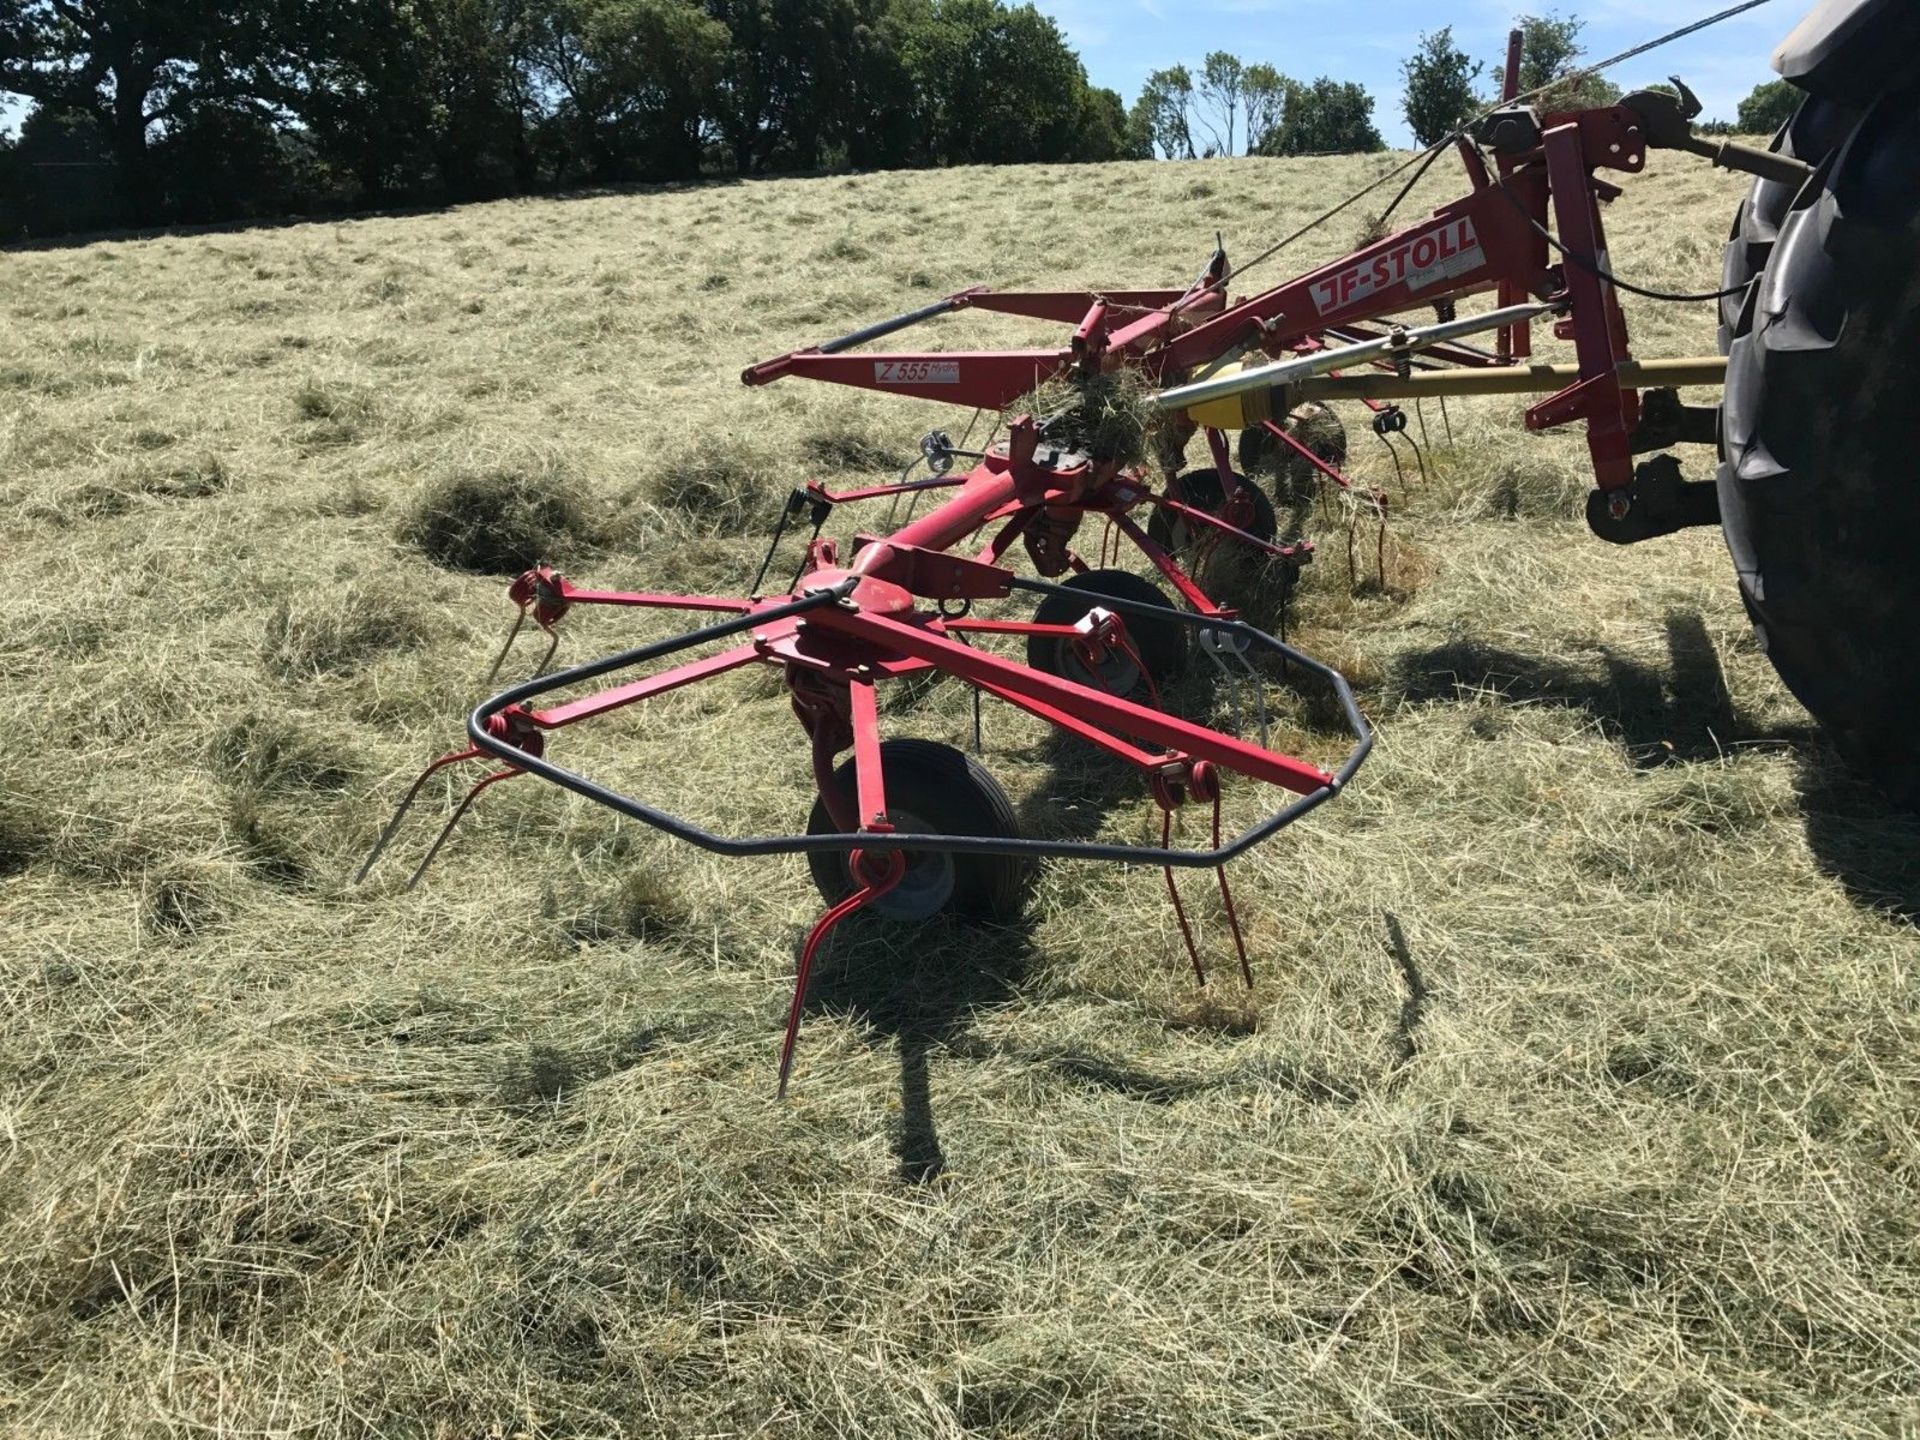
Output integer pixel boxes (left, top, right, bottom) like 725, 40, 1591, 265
1007, 363, 1160, 468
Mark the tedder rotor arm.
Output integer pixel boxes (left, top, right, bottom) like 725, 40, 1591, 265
465, 585, 1371, 871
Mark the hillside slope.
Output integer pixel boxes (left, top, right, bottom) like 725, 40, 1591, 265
2, 153, 1917, 1437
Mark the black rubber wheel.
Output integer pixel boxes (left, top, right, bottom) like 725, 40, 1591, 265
1025, 569, 1188, 701
806, 738, 1029, 922
1146, 467, 1279, 553
1719, 78, 1920, 800
1237, 403, 1348, 502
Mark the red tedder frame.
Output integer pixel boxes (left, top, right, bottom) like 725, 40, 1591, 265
368, 89, 1674, 1091
741, 100, 1650, 493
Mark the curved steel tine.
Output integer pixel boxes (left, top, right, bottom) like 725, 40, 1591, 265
1373, 430, 1408, 494
532, 621, 561, 680
778, 859, 904, 1097
1439, 394, 1455, 446
355, 748, 481, 884
1212, 796, 1252, 989
1405, 432, 1431, 488
404, 768, 520, 891
1162, 807, 1207, 988
485, 607, 529, 685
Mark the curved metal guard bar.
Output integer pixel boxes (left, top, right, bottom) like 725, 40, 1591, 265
469, 581, 1372, 871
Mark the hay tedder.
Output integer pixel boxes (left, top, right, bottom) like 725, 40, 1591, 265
366, 0, 1920, 1090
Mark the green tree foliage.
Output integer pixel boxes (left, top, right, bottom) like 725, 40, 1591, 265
1241, 62, 1287, 155
1401, 26, 1481, 147
908, 1, 1112, 165
3, 106, 123, 233
1197, 50, 1241, 157
533, 0, 728, 181
0, 0, 1369, 235
1498, 12, 1620, 112
1132, 64, 1195, 160
276, 0, 531, 202
0, 1, 282, 217
1257, 77, 1384, 157
1076, 85, 1133, 162
1736, 78, 1799, 135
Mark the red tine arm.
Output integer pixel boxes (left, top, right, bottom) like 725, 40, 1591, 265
847, 676, 889, 831
532, 642, 769, 729
821, 608, 1335, 796
559, 587, 754, 615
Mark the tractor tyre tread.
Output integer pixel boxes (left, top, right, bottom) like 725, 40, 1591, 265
1718, 79, 1920, 801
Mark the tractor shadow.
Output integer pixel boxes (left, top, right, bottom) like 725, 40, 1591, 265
1389, 608, 1920, 920
800, 914, 1037, 1184
1796, 757, 1920, 923
1391, 609, 1750, 767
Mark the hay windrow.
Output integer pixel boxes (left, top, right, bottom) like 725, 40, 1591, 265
402, 458, 606, 574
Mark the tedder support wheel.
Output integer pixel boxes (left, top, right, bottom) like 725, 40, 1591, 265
1237, 402, 1349, 503
1026, 569, 1189, 702
1719, 79, 1920, 801
1147, 468, 1279, 553
807, 739, 1029, 922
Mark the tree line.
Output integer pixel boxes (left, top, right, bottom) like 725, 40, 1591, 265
1398, 15, 1797, 148
0, 4, 1799, 240
0, 0, 1151, 235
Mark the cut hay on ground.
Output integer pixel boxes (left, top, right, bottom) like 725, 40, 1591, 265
2, 151, 1917, 1438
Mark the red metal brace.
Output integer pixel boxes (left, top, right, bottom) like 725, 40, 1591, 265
1256, 417, 1390, 510
776, 670, 908, 1095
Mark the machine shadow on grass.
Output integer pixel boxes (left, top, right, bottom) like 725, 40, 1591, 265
797, 722, 1163, 1185
1391, 609, 1755, 767
802, 661, 1312, 1184
1388, 607, 1920, 920
799, 915, 1037, 1184
1796, 758, 1920, 923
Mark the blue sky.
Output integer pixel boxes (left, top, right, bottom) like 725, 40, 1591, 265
1035, 0, 1794, 146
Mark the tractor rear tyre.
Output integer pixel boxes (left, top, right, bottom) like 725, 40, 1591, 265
807, 738, 1030, 922
1026, 569, 1188, 702
1146, 468, 1279, 553
1717, 96, 1859, 351
1718, 79, 1920, 800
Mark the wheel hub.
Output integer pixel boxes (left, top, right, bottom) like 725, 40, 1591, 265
861, 807, 957, 921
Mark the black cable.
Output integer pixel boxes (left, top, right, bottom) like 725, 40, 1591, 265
1489, 157, 1750, 303
1513, 0, 1780, 113
1373, 141, 1453, 238
1221, 146, 1444, 287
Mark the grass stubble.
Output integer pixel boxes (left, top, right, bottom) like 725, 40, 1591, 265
1, 151, 1917, 1437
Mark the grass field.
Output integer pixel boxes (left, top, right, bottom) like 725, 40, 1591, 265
3, 147, 1919, 1438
